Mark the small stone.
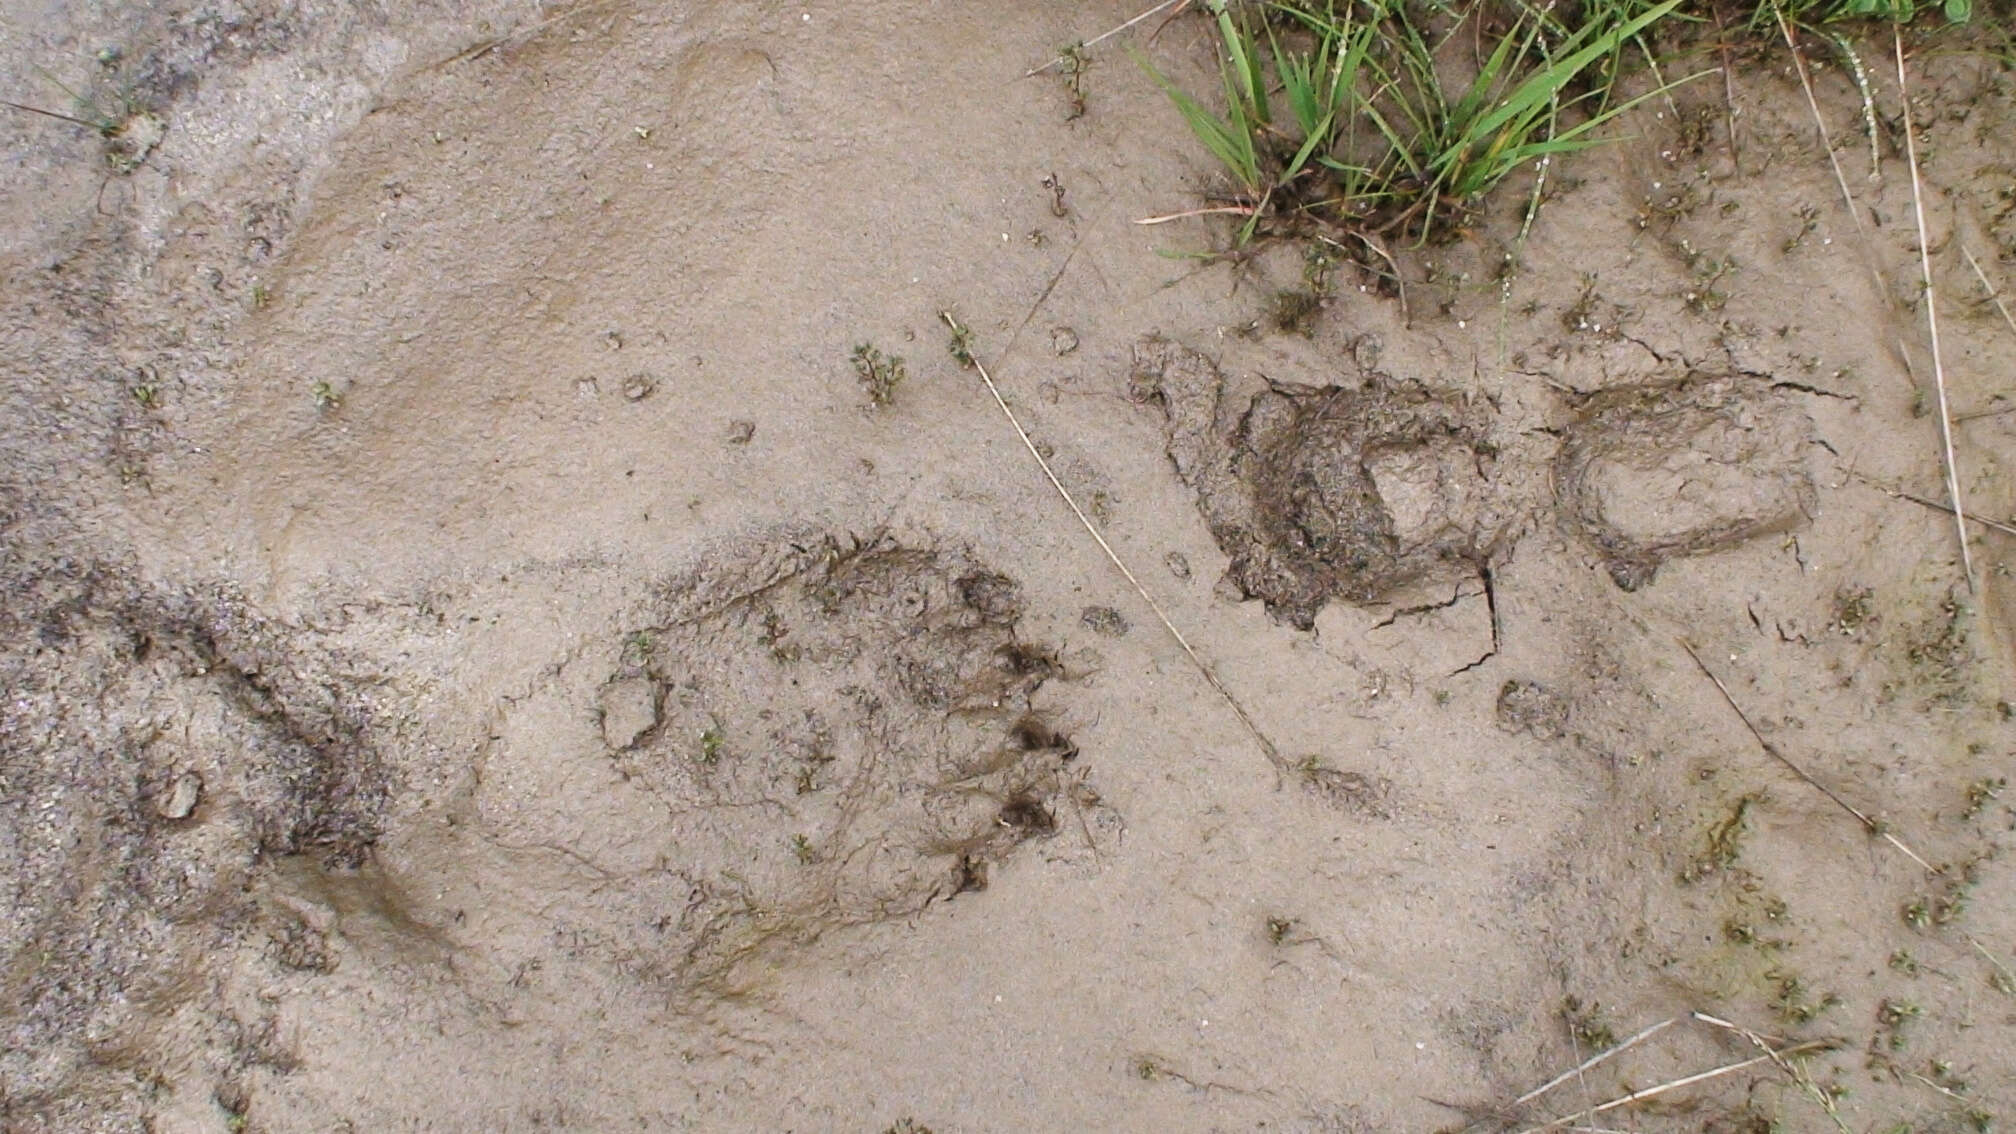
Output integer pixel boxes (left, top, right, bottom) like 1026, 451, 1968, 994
599, 677, 660, 749
575, 377, 599, 398
157, 771, 202, 820
1165, 551, 1191, 580
726, 420, 755, 444
622, 374, 655, 401
1081, 606, 1129, 637
1051, 326, 1079, 356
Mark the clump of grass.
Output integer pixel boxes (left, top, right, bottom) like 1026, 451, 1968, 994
1766, 0, 1972, 27
851, 343, 906, 408
1143, 0, 1694, 246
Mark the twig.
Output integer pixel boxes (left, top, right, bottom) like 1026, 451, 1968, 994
1692, 1014, 1850, 1133
941, 312, 1285, 770
1966, 932, 2016, 992
1955, 404, 2016, 424
1775, 13, 1866, 237
1712, 8, 1741, 173
1135, 205, 1257, 225
1961, 244, 2016, 339
1025, 0, 1191, 76
1350, 231, 1409, 328
1679, 639, 1936, 872
1512, 1016, 1683, 1106
1686, 615, 2016, 987
1515, 1043, 1833, 1133
1862, 477, 2016, 539
1895, 30, 1973, 594
1, 99, 105, 130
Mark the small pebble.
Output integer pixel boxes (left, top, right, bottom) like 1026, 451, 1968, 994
726, 420, 755, 444
157, 771, 202, 820
1165, 551, 1191, 580
622, 374, 655, 401
1051, 326, 1079, 355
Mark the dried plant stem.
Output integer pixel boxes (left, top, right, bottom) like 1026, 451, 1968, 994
1773, 8, 1916, 386
0, 99, 103, 129
1865, 479, 2016, 539
1516, 1043, 1833, 1133
940, 312, 1284, 770
1025, 0, 1189, 76
1680, 639, 1935, 872
1135, 205, 1257, 225
1962, 244, 2016, 339
1683, 634, 2016, 994
1693, 1014, 1850, 1133
1894, 29, 1973, 594
1513, 1016, 1683, 1105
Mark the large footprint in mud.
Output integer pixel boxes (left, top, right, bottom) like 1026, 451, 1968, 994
1131, 338, 1819, 617
1555, 375, 1817, 590
470, 532, 1089, 1000
1129, 336, 1511, 629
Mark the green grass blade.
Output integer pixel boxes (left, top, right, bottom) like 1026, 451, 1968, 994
1138, 53, 1263, 196
1458, 0, 1682, 148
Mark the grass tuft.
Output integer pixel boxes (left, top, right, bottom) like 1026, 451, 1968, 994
1143, 0, 1699, 246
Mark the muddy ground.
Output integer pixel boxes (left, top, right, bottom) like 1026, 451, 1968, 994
3, 1, 2014, 1130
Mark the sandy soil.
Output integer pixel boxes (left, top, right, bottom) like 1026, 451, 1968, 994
4, 2, 2014, 1130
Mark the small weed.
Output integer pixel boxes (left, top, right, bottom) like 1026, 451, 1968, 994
1889, 949, 1920, 975
945, 320, 975, 370
1562, 273, 1604, 334
1830, 586, 1875, 636
129, 379, 160, 409
1680, 245, 1737, 314
698, 724, 725, 767
1562, 995, 1617, 1050
1681, 793, 1758, 884
1905, 861, 1983, 929
1905, 596, 1973, 705
1771, 973, 1842, 1024
883, 1121, 935, 1134
621, 630, 655, 667
1962, 777, 2005, 820
1782, 204, 1822, 253
789, 834, 817, 865
1266, 915, 1297, 945
851, 343, 906, 408
310, 381, 341, 410
1875, 998, 1922, 1050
